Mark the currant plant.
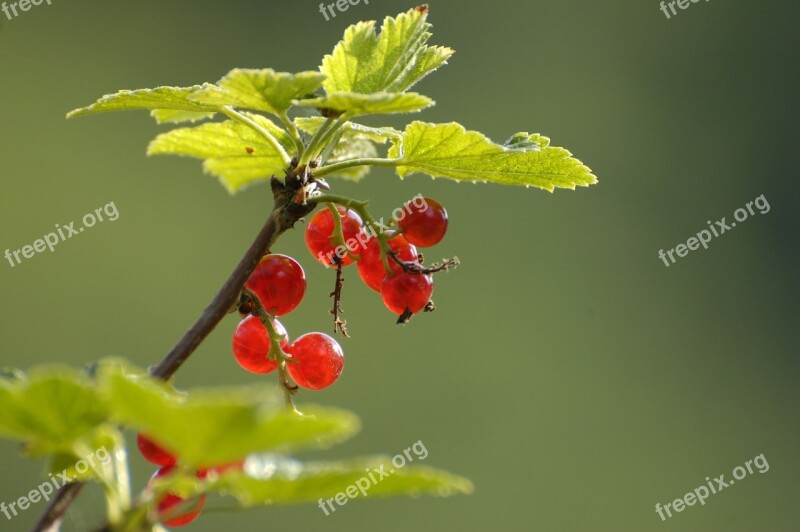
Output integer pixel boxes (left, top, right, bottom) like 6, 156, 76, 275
0, 5, 596, 531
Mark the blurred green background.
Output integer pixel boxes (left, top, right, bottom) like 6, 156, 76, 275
1, 0, 798, 530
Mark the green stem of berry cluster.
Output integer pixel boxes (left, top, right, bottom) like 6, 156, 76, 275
310, 194, 397, 275
325, 202, 361, 263
241, 287, 299, 412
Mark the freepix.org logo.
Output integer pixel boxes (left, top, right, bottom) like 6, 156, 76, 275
1, 446, 112, 521
1, 0, 54, 22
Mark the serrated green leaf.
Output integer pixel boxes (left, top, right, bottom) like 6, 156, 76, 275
0, 368, 111, 455
100, 364, 360, 468
66, 86, 219, 120
322, 6, 453, 94
217, 455, 473, 506
295, 91, 433, 117
389, 122, 598, 191
147, 113, 293, 193
191, 68, 326, 115
295, 117, 401, 144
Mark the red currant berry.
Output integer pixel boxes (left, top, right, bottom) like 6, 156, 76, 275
305, 205, 363, 267
380, 272, 434, 315
357, 232, 418, 292
245, 254, 306, 316
396, 197, 448, 247
137, 433, 177, 467
151, 466, 207, 527
286, 333, 344, 390
232, 316, 288, 374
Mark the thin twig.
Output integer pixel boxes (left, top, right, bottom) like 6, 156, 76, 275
329, 263, 349, 337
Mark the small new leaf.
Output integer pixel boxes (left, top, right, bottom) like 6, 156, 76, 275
321, 6, 453, 94
147, 113, 293, 193
295, 91, 433, 117
218, 456, 473, 506
390, 122, 598, 191
192, 69, 326, 116
66, 85, 219, 122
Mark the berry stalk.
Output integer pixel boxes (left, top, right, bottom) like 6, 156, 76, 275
241, 287, 299, 411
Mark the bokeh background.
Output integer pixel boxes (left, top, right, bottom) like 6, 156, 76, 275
1, 0, 798, 530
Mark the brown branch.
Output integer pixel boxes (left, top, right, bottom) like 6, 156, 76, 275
32, 177, 316, 532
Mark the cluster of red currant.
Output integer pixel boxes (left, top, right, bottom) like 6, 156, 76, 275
137, 434, 242, 526
232, 254, 345, 390
132, 198, 450, 527
305, 197, 449, 320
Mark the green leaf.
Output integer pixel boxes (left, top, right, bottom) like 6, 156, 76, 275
147, 113, 293, 193
217, 455, 473, 506
325, 137, 379, 181
48, 427, 121, 482
191, 69, 326, 115
66, 85, 219, 120
295, 91, 433, 117
0, 368, 111, 455
389, 122, 598, 191
321, 6, 453, 94
150, 109, 217, 125
100, 364, 361, 468
295, 117, 401, 144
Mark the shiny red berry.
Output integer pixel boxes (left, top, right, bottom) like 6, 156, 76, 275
245, 254, 306, 316
232, 316, 288, 374
396, 197, 448, 247
357, 232, 418, 292
286, 333, 344, 390
137, 433, 177, 467
305, 205, 364, 267
151, 466, 206, 527
381, 272, 434, 315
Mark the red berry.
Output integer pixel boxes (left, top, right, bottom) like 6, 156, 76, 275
380, 272, 433, 315
357, 232, 418, 292
396, 197, 448, 247
286, 333, 344, 390
245, 254, 306, 316
137, 433, 177, 467
232, 316, 288, 374
305, 205, 364, 267
151, 466, 206, 527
